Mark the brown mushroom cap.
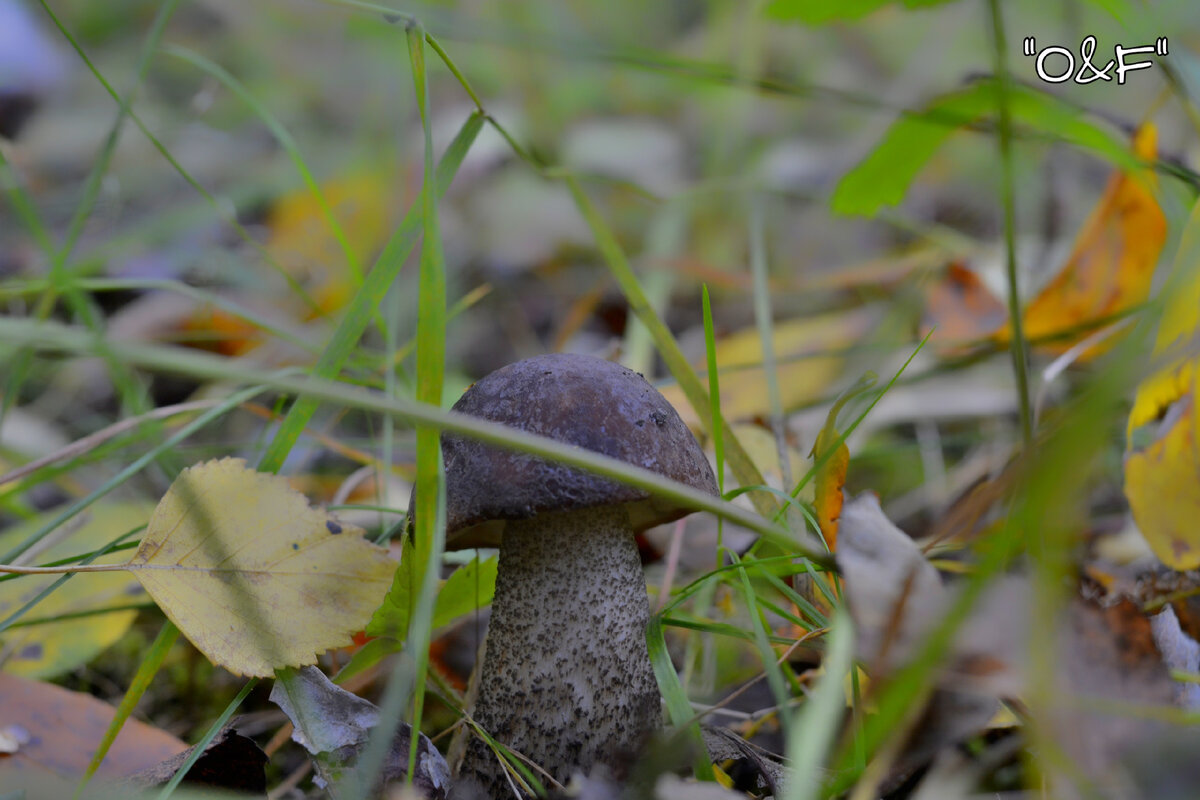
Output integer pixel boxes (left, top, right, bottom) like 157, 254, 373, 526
435, 353, 718, 548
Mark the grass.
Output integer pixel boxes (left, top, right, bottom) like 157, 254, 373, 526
1, 0, 1197, 798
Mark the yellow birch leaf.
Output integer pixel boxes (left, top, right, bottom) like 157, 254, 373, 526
1124, 199, 1200, 570
0, 503, 151, 679
128, 458, 396, 677
1000, 123, 1166, 359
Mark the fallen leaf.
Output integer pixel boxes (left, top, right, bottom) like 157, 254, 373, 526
367, 552, 498, 641
270, 665, 450, 798
123, 726, 267, 797
920, 261, 1007, 351
267, 172, 396, 315
127, 458, 396, 677
1001, 122, 1166, 358
662, 309, 873, 429
1124, 198, 1200, 569
810, 377, 874, 550
919, 126, 1166, 361
837, 493, 947, 671
701, 726, 787, 796
840, 494, 1188, 795
1048, 598, 1177, 793
0, 671, 185, 781
0, 502, 151, 679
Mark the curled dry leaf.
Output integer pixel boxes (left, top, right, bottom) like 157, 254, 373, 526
840, 493, 1190, 796
269, 665, 450, 798
123, 726, 267, 797
129, 458, 396, 677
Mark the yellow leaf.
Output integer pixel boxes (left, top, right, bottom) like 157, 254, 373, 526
0, 503, 151, 679
1124, 199, 1200, 570
729, 423, 808, 496
663, 309, 873, 429
128, 458, 396, 677
267, 173, 395, 315
1003, 123, 1166, 359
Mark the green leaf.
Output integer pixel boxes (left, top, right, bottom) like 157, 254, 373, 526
765, 0, 957, 23
432, 555, 498, 631
831, 80, 1136, 217
764, 0, 890, 23
257, 111, 483, 475
367, 554, 498, 639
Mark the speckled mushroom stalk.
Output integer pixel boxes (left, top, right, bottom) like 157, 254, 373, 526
411, 353, 718, 798
460, 505, 660, 794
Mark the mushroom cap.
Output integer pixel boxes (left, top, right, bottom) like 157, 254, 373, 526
426, 353, 718, 548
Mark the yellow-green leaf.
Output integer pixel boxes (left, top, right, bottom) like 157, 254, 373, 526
368, 553, 498, 640
1124, 198, 1200, 570
128, 458, 396, 677
0, 503, 151, 679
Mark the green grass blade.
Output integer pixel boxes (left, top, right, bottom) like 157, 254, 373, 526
987, 0, 1033, 444
784, 609, 853, 800
729, 551, 789, 706
162, 44, 365, 287
156, 679, 258, 800
565, 175, 778, 520
0, 147, 54, 256
403, 20, 449, 788
257, 111, 483, 474
701, 285, 725, 498
75, 622, 180, 797
647, 615, 715, 782
0, 317, 832, 564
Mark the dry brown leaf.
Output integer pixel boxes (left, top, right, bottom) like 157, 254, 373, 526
0, 672, 185, 781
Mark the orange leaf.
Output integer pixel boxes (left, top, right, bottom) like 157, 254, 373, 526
920, 260, 1007, 351
1001, 123, 1166, 359
809, 375, 874, 550
182, 305, 262, 356
813, 434, 849, 549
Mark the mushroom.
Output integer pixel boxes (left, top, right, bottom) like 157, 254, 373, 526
414, 353, 718, 797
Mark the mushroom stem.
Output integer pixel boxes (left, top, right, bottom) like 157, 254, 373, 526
460, 505, 662, 796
